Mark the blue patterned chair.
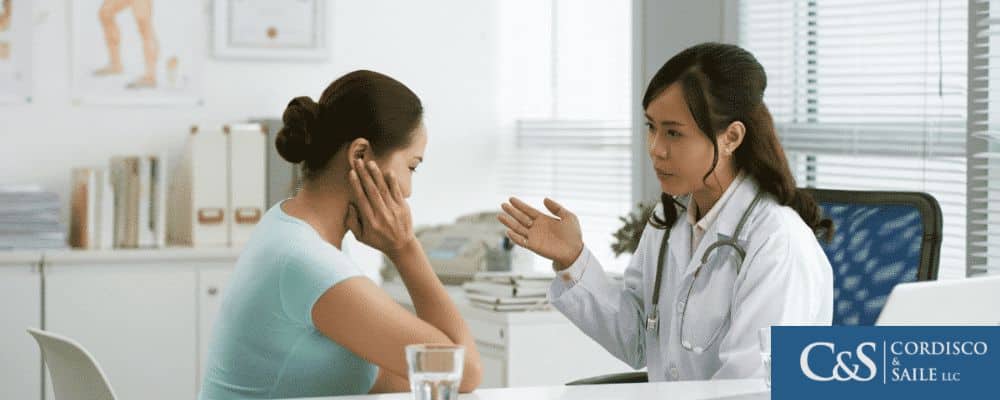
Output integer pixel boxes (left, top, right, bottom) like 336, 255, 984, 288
804, 189, 942, 326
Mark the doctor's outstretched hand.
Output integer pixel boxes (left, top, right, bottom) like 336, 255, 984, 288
498, 197, 584, 269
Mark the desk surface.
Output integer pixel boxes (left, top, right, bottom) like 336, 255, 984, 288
289, 380, 769, 400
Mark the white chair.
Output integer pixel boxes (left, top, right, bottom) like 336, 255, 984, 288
26, 328, 118, 400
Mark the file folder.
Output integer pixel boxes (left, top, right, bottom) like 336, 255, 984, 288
169, 125, 229, 247
226, 123, 266, 247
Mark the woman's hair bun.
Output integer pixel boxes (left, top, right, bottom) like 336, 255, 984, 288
275, 96, 320, 164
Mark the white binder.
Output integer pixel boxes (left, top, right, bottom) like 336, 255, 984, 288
226, 123, 267, 247
169, 125, 230, 247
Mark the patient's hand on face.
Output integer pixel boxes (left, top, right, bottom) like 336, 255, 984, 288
346, 158, 417, 260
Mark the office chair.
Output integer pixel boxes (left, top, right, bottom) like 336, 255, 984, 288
566, 189, 943, 385
804, 188, 942, 326
27, 328, 118, 400
566, 371, 649, 385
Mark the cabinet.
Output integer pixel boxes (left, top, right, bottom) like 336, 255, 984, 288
0, 252, 43, 400
196, 266, 234, 387
42, 248, 238, 400
44, 257, 198, 400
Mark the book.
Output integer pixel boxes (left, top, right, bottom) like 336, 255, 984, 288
69, 168, 95, 248
68, 167, 118, 249
462, 281, 548, 298
138, 156, 154, 247
465, 292, 550, 305
469, 300, 551, 312
133, 153, 167, 248
473, 271, 556, 283
151, 153, 167, 248
97, 168, 114, 249
111, 156, 140, 248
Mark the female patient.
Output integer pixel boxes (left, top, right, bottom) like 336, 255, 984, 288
199, 70, 482, 399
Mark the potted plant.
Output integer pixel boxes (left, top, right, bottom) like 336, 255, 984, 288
611, 202, 657, 257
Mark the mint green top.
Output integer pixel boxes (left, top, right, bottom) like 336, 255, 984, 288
199, 202, 378, 399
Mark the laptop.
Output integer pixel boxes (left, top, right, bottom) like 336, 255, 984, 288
875, 274, 1000, 326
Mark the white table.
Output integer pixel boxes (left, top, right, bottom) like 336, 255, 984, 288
286, 380, 770, 400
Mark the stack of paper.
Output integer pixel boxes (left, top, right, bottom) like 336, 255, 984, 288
461, 271, 555, 312
0, 185, 67, 250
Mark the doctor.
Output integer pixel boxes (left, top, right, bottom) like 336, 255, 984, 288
498, 42, 834, 381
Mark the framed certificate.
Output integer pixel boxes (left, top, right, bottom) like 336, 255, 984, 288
213, 0, 327, 61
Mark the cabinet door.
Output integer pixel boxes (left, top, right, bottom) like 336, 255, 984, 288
197, 266, 234, 386
506, 321, 636, 387
45, 263, 198, 400
478, 348, 506, 388
0, 263, 42, 400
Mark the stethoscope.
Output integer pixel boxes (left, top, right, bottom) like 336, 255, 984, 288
644, 191, 765, 354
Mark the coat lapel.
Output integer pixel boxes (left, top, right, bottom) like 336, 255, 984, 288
667, 215, 691, 277
679, 177, 761, 279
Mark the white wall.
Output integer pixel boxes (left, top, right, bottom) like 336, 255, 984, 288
0, 0, 501, 232
496, 0, 631, 122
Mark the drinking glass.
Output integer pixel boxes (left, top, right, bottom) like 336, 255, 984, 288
758, 326, 772, 389
406, 344, 465, 400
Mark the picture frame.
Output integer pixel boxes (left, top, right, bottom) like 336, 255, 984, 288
70, 0, 205, 106
213, 0, 327, 61
0, 0, 32, 104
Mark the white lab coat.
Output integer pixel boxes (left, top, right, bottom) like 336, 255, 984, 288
549, 176, 833, 381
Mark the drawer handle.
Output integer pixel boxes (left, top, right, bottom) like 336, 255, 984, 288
207, 287, 218, 296
234, 207, 262, 224
198, 208, 224, 225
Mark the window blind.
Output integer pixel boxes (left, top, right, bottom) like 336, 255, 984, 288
497, 0, 633, 273
969, 0, 1000, 275
739, 0, 968, 279
500, 120, 633, 272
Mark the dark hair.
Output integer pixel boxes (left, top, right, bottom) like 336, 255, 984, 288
275, 70, 424, 180
643, 42, 832, 241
